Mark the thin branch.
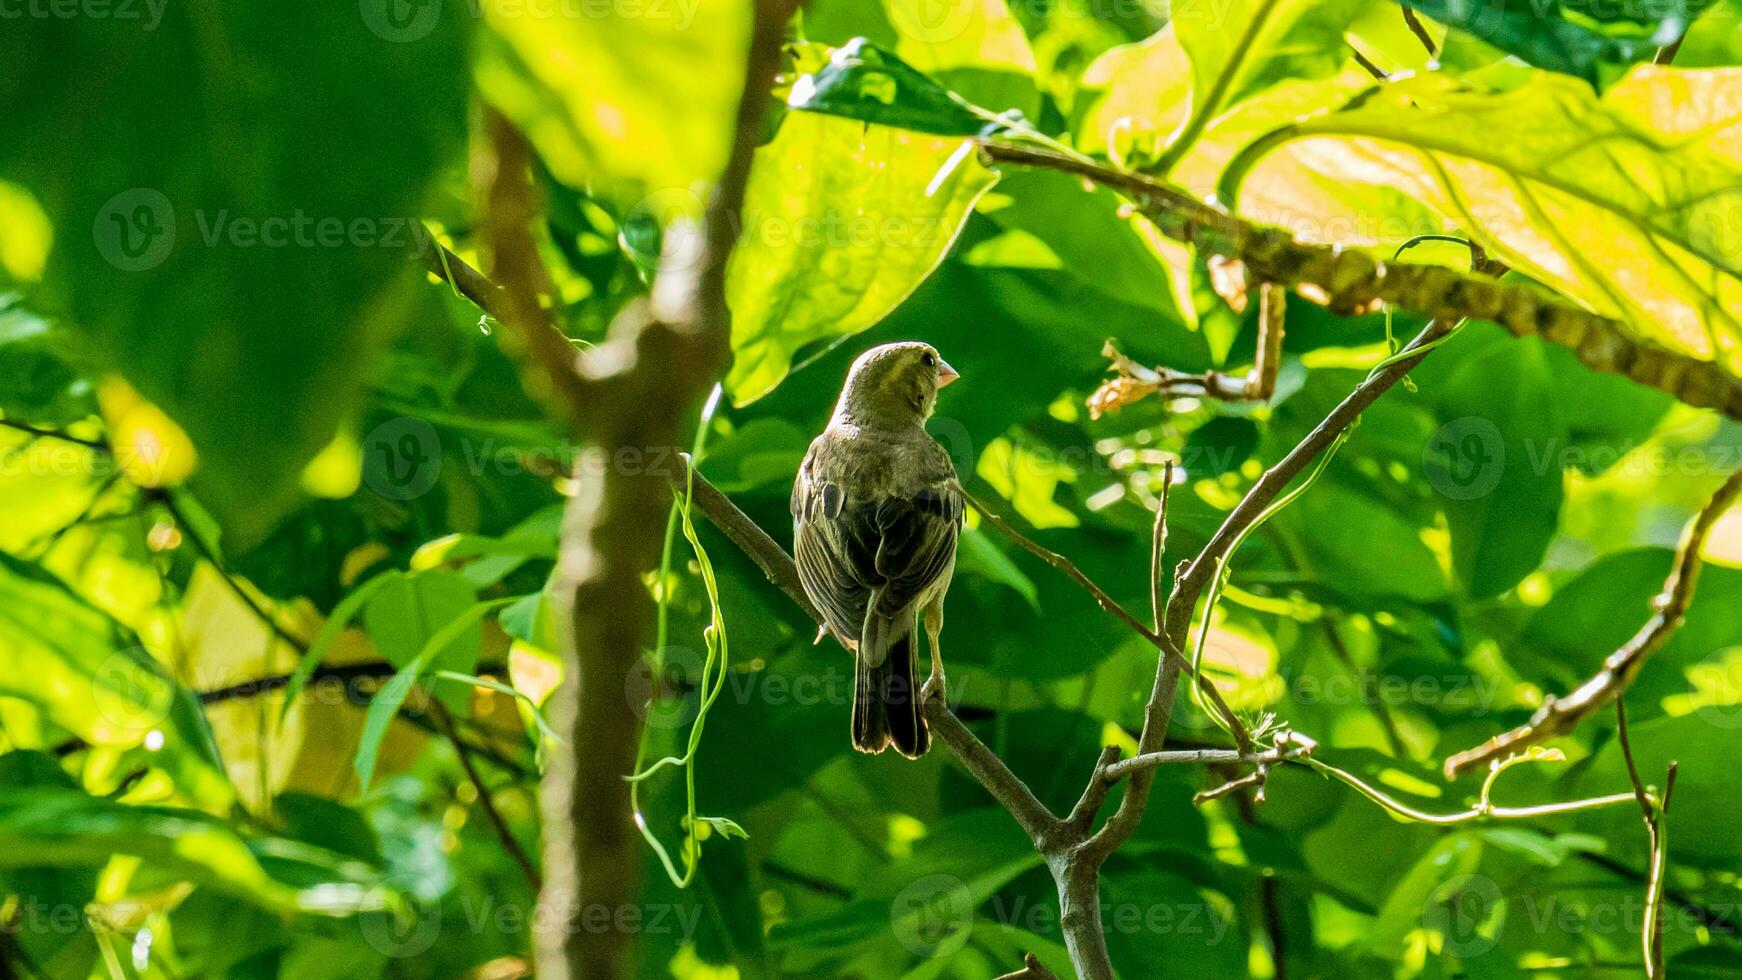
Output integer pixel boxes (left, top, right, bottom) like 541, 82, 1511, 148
961, 487, 1249, 746
1103, 735, 1315, 783
922, 698, 1061, 848
977, 142, 1742, 421
1082, 317, 1460, 871
416, 233, 508, 322
0, 417, 107, 450
432, 700, 543, 892
1443, 467, 1742, 778
994, 953, 1062, 980
1351, 46, 1389, 80
158, 489, 310, 654
1402, 8, 1437, 57
1654, 34, 1684, 65
1150, 462, 1172, 630
1616, 696, 1674, 980
677, 471, 823, 625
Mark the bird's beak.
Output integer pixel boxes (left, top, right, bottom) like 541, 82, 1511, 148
937, 359, 960, 387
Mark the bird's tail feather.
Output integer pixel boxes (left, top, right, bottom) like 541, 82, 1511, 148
852, 630, 929, 758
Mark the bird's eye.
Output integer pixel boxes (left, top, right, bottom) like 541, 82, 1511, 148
921, 352, 936, 367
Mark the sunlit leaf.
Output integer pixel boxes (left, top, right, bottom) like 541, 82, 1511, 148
477, 0, 750, 198
1223, 68, 1742, 378
1168, 0, 1375, 168
0, 786, 387, 916
723, 112, 997, 405
787, 39, 990, 136
0, 554, 230, 804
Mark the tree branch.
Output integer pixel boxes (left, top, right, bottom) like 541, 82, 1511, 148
959, 487, 1249, 747
978, 142, 1742, 421
1079, 317, 1460, 878
1101, 737, 1314, 783
423, 118, 1475, 980
474, 5, 795, 978
1442, 466, 1742, 779
993, 953, 1062, 980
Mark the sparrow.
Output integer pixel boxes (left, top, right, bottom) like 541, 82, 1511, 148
791, 342, 964, 758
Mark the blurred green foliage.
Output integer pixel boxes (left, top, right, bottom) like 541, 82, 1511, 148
1, 0, 1741, 978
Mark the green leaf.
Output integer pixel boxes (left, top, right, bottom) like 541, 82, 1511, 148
787, 39, 991, 137
1390, 0, 1706, 82
1367, 832, 1485, 956
279, 570, 406, 725
0, 297, 94, 427
0, 6, 469, 542
363, 569, 484, 712
354, 598, 515, 791
477, 0, 750, 198
723, 112, 998, 405
1166, 0, 1375, 169
802, 0, 1040, 119
954, 525, 1040, 611
1425, 338, 1565, 598
0, 554, 230, 805
0, 787, 387, 916
1285, 483, 1449, 601
1223, 69, 1742, 379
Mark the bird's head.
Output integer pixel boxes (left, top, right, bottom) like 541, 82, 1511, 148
834, 341, 959, 429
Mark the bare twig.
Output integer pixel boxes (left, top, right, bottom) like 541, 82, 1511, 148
1616, 696, 1675, 979
977, 142, 1742, 420
1402, 8, 1437, 57
960, 487, 1249, 746
1351, 46, 1389, 80
416, 233, 508, 321
1104, 732, 1316, 784
994, 953, 1062, 980
1443, 467, 1742, 778
0, 417, 107, 450
1090, 285, 1284, 414
1150, 462, 1172, 629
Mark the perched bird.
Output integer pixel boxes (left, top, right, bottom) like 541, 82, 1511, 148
792, 342, 964, 757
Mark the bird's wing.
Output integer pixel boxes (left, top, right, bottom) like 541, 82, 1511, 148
793, 444, 865, 647
794, 433, 964, 661
866, 482, 962, 618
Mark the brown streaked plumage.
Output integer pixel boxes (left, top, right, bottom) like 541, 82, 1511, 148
791, 342, 963, 757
